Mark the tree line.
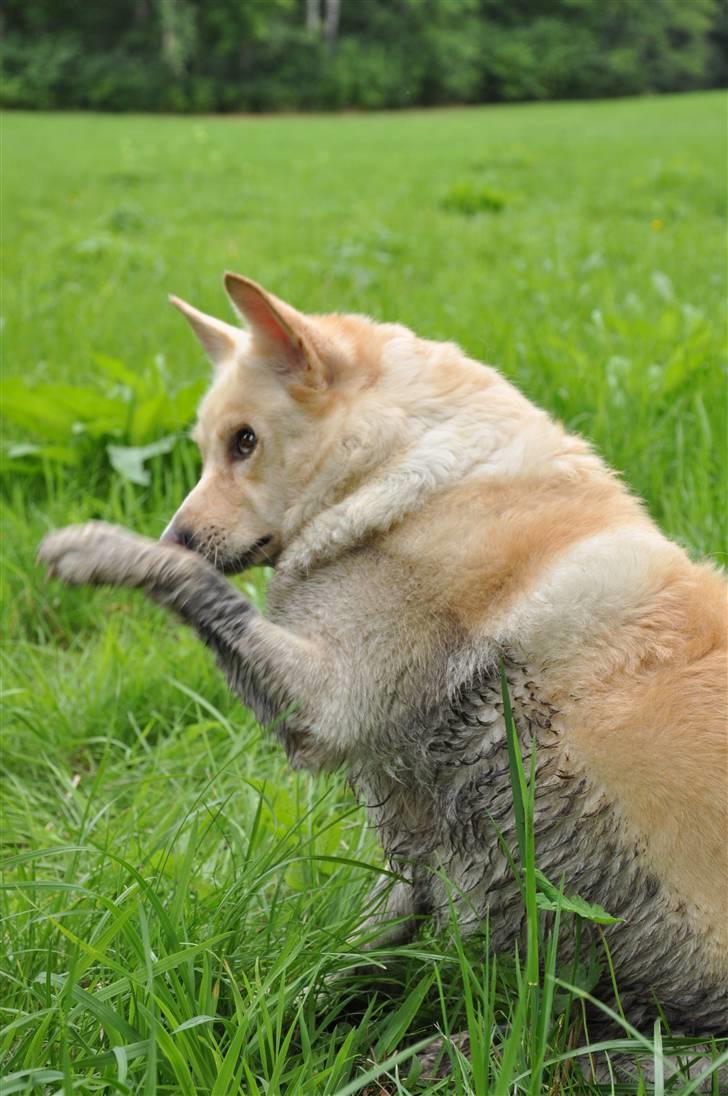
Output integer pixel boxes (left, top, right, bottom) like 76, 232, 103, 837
1, 0, 725, 113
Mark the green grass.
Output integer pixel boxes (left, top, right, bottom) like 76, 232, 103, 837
1, 93, 726, 1093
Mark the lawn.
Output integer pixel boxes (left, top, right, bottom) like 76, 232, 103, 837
1, 93, 726, 1093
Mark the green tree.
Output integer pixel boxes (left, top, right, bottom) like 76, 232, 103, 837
0, 0, 723, 111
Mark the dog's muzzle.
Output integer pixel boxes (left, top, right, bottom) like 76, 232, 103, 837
160, 524, 274, 574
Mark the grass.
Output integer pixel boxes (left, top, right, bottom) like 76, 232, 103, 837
1, 92, 726, 1093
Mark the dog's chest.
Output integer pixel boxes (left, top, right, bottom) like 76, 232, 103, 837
351, 662, 622, 940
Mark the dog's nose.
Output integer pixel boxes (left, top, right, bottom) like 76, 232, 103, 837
160, 525, 195, 549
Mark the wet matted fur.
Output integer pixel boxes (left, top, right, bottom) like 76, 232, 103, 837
39, 274, 728, 1045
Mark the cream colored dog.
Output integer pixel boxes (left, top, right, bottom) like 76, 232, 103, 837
39, 274, 728, 1040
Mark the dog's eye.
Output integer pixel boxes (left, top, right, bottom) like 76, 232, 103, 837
231, 426, 257, 460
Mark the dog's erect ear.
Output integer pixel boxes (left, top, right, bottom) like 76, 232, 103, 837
224, 273, 326, 389
169, 296, 239, 367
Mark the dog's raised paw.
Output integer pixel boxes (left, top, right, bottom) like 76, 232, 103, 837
37, 521, 156, 588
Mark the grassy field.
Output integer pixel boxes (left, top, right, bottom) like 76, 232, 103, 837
1, 93, 726, 1093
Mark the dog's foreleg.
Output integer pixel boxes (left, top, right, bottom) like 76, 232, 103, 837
39, 521, 420, 931
38, 522, 340, 764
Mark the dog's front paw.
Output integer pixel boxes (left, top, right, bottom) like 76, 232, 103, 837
38, 521, 162, 588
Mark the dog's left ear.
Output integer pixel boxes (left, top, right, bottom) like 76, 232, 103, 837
169, 295, 239, 367
224, 272, 327, 390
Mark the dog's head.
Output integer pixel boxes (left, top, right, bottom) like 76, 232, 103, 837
164, 273, 403, 572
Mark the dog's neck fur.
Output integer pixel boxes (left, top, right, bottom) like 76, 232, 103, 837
278, 334, 580, 576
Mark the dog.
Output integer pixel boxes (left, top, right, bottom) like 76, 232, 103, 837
39, 273, 727, 1048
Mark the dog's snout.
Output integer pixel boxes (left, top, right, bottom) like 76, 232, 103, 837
160, 525, 195, 549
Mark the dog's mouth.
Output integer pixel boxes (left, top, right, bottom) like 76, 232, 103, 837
165, 527, 277, 574
216, 534, 276, 575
